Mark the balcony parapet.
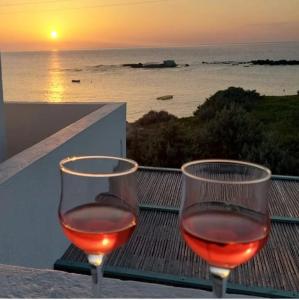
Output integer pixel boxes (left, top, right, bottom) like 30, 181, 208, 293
0, 263, 251, 298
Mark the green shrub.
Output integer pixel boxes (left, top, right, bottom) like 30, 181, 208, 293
134, 110, 177, 127
194, 87, 261, 121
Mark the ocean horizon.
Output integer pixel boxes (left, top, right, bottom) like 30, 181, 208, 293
2, 41, 299, 121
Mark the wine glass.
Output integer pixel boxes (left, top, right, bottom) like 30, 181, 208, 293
58, 156, 138, 298
180, 159, 271, 298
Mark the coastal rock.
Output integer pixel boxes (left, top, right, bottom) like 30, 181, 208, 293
123, 60, 178, 69
123, 63, 143, 68
251, 59, 299, 65
202, 59, 299, 66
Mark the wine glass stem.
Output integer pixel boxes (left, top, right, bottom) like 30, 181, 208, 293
209, 266, 230, 298
89, 254, 105, 298
91, 264, 104, 298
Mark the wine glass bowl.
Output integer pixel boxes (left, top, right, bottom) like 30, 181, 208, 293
180, 159, 271, 297
58, 156, 138, 295
60, 198, 137, 256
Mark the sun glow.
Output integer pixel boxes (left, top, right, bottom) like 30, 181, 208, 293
51, 31, 58, 39
0, 0, 298, 51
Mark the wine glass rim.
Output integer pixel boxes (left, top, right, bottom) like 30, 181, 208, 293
181, 159, 271, 184
59, 155, 138, 177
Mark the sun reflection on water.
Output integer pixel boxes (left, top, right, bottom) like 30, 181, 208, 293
48, 51, 64, 102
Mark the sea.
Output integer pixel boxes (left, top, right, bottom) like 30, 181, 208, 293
2, 41, 299, 122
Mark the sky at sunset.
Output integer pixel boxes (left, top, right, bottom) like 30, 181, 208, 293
1, 0, 299, 51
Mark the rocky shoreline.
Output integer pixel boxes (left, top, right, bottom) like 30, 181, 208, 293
123, 60, 189, 68
202, 59, 299, 66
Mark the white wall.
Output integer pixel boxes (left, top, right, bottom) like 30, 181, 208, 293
4, 102, 103, 158
0, 53, 6, 162
0, 103, 126, 269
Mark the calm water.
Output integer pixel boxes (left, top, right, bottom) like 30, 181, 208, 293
2, 42, 299, 121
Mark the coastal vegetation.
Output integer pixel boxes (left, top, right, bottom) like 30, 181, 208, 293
127, 87, 299, 176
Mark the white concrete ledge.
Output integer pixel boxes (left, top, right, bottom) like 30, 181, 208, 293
0, 264, 253, 298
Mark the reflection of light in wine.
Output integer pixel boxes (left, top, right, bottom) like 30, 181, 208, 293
102, 238, 110, 246
48, 51, 64, 102
245, 247, 254, 256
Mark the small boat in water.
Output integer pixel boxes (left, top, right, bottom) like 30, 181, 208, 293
72, 79, 80, 83
157, 95, 173, 100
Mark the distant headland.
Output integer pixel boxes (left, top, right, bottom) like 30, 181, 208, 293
123, 60, 189, 69
202, 59, 299, 66
122, 59, 299, 69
